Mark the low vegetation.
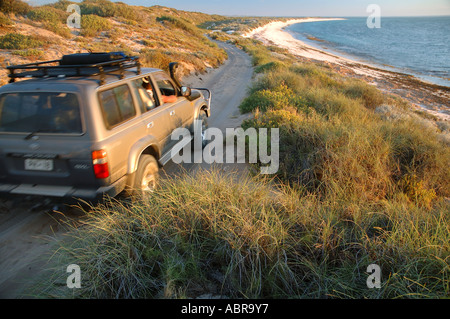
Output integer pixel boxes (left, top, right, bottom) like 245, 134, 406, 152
37, 167, 449, 299
0, 33, 44, 50
2, 0, 448, 299
0, 0, 229, 84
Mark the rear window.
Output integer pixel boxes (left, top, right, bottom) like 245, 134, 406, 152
0, 92, 82, 134
98, 84, 136, 129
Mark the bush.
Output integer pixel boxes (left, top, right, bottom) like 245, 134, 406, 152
79, 0, 143, 22
81, 14, 112, 37
239, 83, 305, 113
343, 79, 385, 109
0, 12, 14, 27
0, 33, 43, 49
80, 0, 116, 17
157, 16, 202, 37
27, 7, 64, 24
0, 0, 30, 15
44, 21, 72, 39
139, 49, 173, 71
255, 60, 287, 73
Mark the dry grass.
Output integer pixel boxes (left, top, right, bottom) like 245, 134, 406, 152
34, 168, 449, 299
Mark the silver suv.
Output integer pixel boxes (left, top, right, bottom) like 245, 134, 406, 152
0, 52, 210, 201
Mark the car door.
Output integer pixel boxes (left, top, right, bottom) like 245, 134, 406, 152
130, 77, 173, 153
153, 72, 193, 130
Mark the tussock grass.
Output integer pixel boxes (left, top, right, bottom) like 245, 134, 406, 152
38, 168, 449, 299
238, 39, 450, 205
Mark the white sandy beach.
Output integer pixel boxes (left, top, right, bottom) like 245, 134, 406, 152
244, 18, 348, 64
243, 18, 391, 78
243, 18, 450, 122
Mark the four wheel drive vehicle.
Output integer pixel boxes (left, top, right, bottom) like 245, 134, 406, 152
0, 52, 211, 201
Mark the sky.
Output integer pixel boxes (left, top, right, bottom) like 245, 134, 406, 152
28, 0, 450, 17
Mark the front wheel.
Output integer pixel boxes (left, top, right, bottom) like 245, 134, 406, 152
192, 109, 208, 150
133, 154, 159, 197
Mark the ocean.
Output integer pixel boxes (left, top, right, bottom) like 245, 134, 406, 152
286, 17, 450, 87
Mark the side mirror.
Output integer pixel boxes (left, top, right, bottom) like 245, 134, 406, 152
181, 86, 191, 97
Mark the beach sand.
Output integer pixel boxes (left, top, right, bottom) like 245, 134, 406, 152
243, 18, 450, 122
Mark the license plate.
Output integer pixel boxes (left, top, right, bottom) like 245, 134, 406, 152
24, 159, 54, 171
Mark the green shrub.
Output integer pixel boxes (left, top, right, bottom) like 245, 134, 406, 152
44, 21, 72, 39
81, 14, 112, 37
239, 83, 306, 113
0, 12, 14, 27
79, 0, 142, 21
0, 0, 30, 15
342, 79, 385, 109
114, 2, 143, 21
386, 119, 450, 197
398, 174, 437, 207
0, 33, 43, 49
46, 0, 74, 11
27, 7, 64, 24
249, 68, 308, 95
157, 16, 202, 37
80, 0, 116, 17
12, 48, 44, 58
255, 60, 287, 73
139, 49, 173, 71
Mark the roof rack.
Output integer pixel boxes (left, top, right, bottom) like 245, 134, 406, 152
7, 52, 141, 86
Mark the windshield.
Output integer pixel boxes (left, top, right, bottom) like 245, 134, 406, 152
0, 92, 82, 134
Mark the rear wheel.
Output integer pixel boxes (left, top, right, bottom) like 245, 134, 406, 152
133, 155, 159, 197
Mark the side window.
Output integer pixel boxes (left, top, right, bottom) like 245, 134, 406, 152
156, 79, 176, 97
131, 78, 157, 113
99, 84, 136, 129
154, 73, 178, 103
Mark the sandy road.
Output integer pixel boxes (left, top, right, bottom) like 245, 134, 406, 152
163, 41, 254, 175
0, 42, 253, 298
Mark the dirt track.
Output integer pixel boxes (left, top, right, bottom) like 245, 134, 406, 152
0, 42, 253, 298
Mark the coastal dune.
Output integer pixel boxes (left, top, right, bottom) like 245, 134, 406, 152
243, 18, 450, 122
244, 18, 348, 64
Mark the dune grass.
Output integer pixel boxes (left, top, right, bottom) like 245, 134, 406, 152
236, 38, 449, 205
37, 168, 449, 299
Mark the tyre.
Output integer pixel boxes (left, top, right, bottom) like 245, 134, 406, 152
192, 109, 208, 150
133, 154, 159, 197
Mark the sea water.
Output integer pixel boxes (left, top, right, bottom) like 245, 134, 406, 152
286, 17, 450, 87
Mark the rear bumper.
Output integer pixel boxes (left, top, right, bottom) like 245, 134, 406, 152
0, 175, 127, 203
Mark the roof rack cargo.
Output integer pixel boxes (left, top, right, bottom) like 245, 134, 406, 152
7, 52, 141, 85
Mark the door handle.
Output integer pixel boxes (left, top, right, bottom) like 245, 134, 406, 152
170, 110, 175, 116
147, 122, 154, 128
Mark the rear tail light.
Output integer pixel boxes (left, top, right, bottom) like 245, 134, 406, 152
92, 149, 109, 179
